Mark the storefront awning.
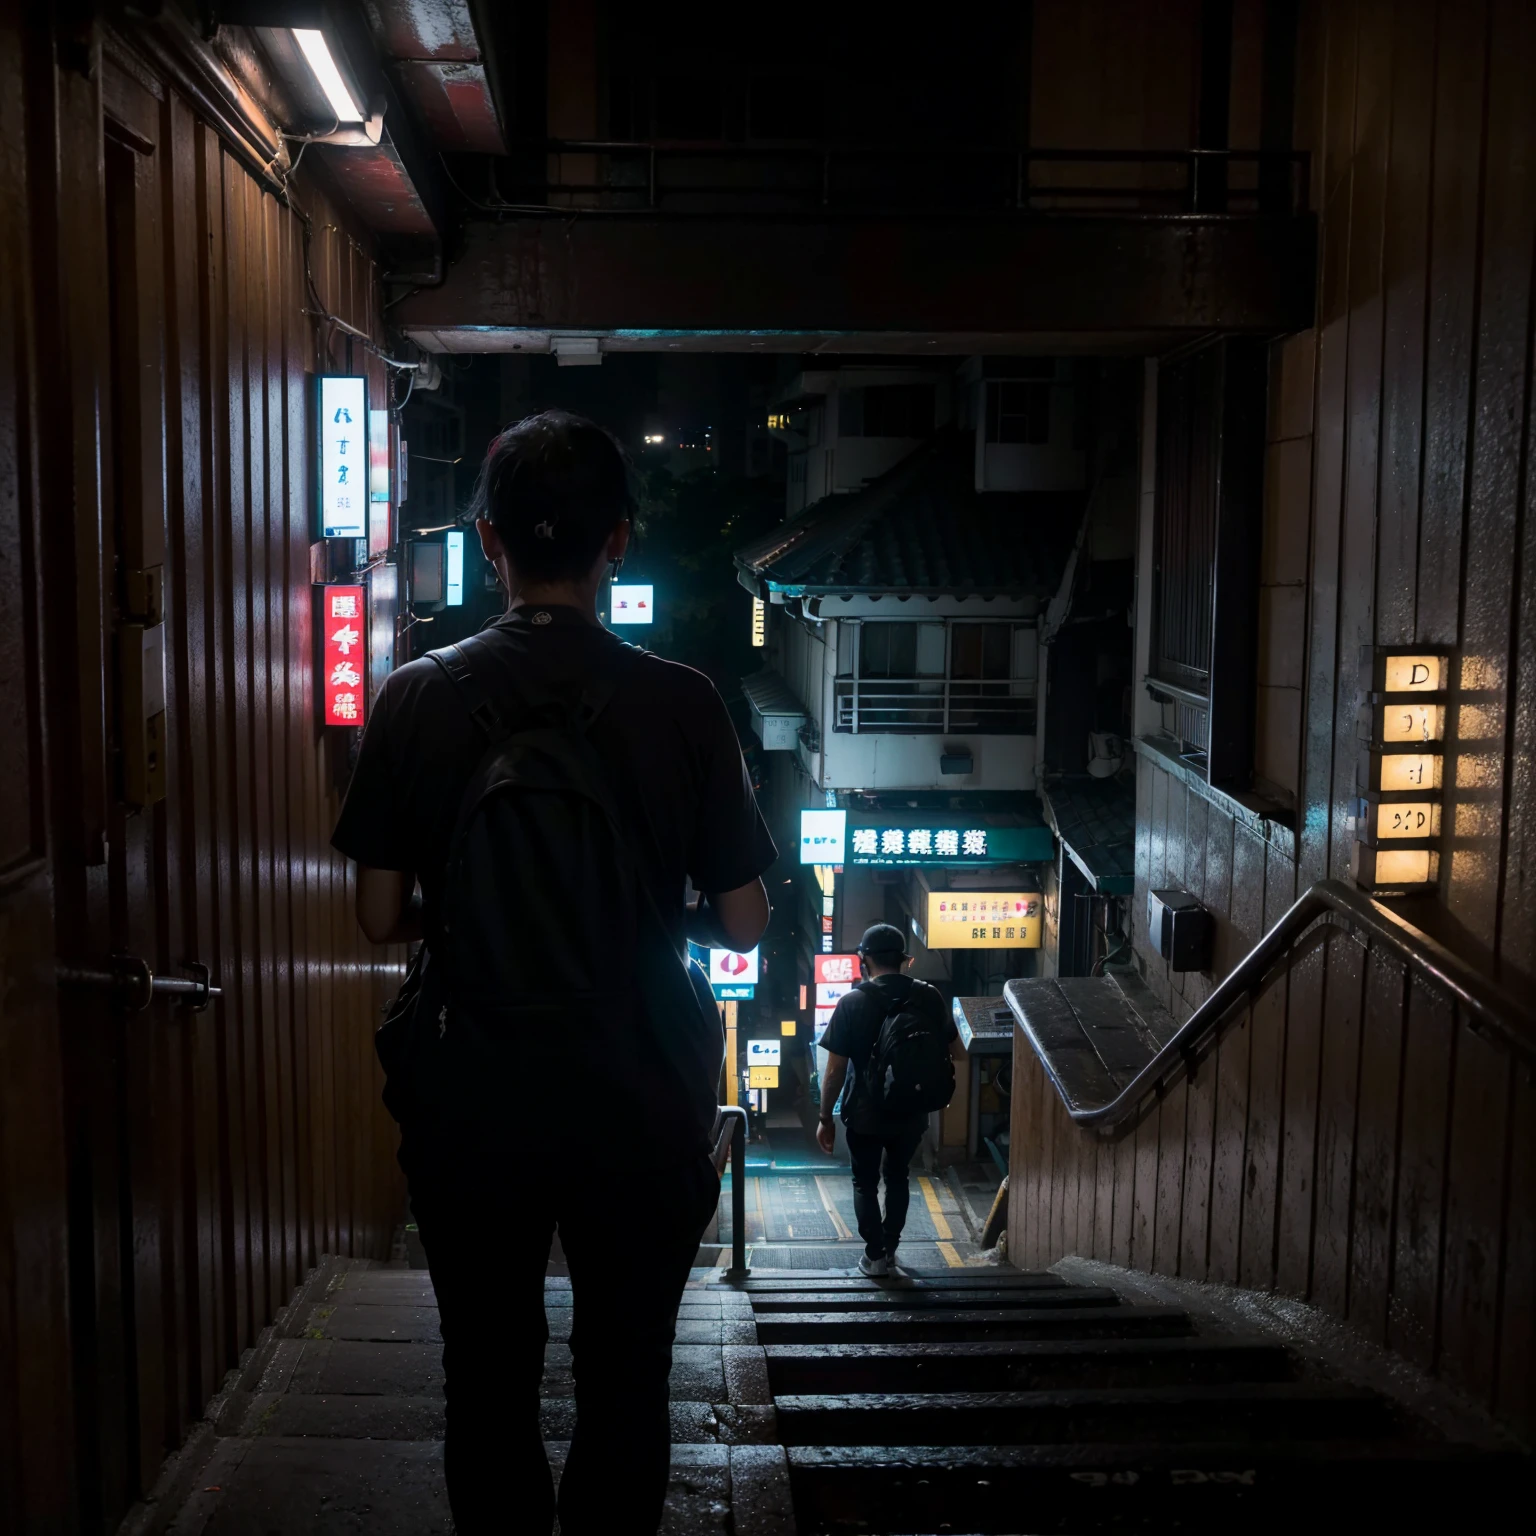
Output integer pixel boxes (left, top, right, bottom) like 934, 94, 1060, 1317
1039, 777, 1136, 895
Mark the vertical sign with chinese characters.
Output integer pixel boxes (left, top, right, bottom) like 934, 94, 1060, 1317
751, 596, 766, 646
318, 376, 368, 539
367, 408, 392, 554
320, 585, 367, 727
1354, 649, 1448, 891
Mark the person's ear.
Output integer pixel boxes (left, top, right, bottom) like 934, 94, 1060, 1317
476, 517, 503, 562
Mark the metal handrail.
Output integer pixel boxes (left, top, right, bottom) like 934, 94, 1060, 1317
711, 1106, 750, 1281
833, 676, 1036, 735
1037, 878, 1535, 1137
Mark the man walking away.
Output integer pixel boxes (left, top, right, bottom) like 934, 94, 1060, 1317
334, 411, 776, 1536
816, 923, 958, 1276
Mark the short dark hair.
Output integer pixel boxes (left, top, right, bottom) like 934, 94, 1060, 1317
467, 409, 633, 583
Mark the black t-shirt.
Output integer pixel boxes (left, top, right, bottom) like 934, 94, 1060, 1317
332, 604, 778, 946
821, 974, 957, 1137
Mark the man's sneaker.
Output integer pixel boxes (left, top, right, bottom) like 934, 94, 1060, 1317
858, 1253, 889, 1278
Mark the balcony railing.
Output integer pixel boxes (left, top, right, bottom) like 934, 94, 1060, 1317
834, 677, 1037, 735
464, 144, 1311, 219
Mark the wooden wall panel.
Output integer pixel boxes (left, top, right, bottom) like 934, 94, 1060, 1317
1013, 0, 1534, 1444
0, 22, 406, 1533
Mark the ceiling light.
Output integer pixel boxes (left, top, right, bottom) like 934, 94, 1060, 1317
293, 29, 364, 123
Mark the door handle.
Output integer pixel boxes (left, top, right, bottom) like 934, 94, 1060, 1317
59, 956, 222, 1014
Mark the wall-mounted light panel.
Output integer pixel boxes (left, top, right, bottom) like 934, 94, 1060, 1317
444, 530, 465, 607
317, 375, 367, 539
1354, 648, 1449, 894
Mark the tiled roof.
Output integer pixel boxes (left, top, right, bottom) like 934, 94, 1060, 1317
735, 428, 1084, 597
1040, 775, 1137, 894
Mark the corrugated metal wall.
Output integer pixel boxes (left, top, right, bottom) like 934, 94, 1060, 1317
0, 20, 405, 1534
1013, 0, 1535, 1441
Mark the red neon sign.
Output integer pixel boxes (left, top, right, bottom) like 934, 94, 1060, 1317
814, 954, 859, 986
321, 585, 367, 727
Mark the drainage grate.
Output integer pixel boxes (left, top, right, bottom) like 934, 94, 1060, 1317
746, 1244, 865, 1269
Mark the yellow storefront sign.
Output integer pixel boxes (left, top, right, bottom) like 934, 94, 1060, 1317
926, 891, 1043, 949
749, 1065, 779, 1089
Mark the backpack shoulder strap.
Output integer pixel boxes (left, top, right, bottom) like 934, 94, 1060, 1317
428, 639, 512, 744
429, 629, 623, 742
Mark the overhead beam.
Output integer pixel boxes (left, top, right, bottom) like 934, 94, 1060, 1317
394, 214, 1317, 342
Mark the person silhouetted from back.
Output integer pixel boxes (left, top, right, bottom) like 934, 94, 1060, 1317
334, 410, 775, 1535
816, 923, 958, 1275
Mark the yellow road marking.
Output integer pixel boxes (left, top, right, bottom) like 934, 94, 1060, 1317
937, 1241, 965, 1268
815, 1175, 855, 1240
918, 1176, 953, 1241
752, 1174, 766, 1243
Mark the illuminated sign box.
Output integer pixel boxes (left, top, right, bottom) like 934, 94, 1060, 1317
709, 946, 759, 999
610, 583, 654, 624
814, 954, 857, 986
926, 892, 1043, 949
319, 584, 367, 727
799, 809, 847, 864
747, 1039, 781, 1068
847, 823, 1053, 866
1355, 647, 1449, 893
781, 1020, 797, 1037
445, 530, 465, 607
751, 596, 766, 647
748, 1065, 779, 1089
710, 947, 759, 987
317, 376, 368, 539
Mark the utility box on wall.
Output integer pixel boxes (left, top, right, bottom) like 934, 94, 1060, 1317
1147, 888, 1213, 972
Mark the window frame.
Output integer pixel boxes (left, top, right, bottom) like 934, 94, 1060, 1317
1148, 338, 1268, 789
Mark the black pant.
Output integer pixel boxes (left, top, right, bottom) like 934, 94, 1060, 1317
408, 1142, 719, 1536
844, 1124, 926, 1260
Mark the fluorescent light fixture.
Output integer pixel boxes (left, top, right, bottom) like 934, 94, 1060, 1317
293, 29, 364, 123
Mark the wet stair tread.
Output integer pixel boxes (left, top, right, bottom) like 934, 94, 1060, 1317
772, 1381, 1393, 1444
730, 1271, 1065, 1290
786, 1439, 1513, 1468
763, 1337, 1295, 1391
747, 1286, 1122, 1312
754, 1304, 1194, 1342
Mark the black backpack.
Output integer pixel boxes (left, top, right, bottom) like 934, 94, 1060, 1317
860, 979, 956, 1119
375, 632, 722, 1147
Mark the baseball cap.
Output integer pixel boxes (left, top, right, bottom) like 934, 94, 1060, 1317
857, 923, 908, 960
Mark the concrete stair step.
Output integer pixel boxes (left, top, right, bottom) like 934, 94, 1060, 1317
787, 1440, 1528, 1533
773, 1382, 1391, 1446
753, 1304, 1193, 1345
730, 1270, 1061, 1292
763, 1337, 1296, 1394
747, 1286, 1120, 1313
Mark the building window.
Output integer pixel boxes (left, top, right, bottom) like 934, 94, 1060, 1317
1150, 339, 1267, 786
840, 384, 934, 439
838, 621, 1036, 735
986, 381, 1052, 444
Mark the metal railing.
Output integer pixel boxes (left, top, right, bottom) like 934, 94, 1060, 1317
469, 144, 1311, 219
1026, 878, 1535, 1138
834, 677, 1037, 735
711, 1105, 750, 1281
